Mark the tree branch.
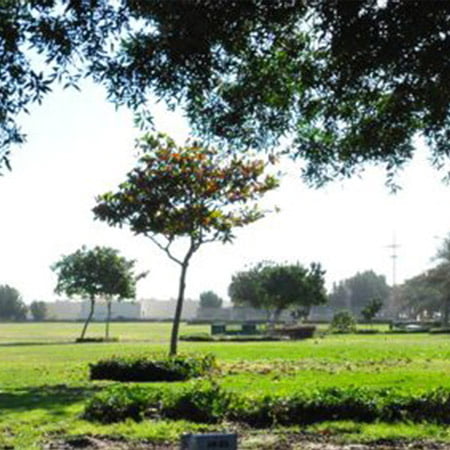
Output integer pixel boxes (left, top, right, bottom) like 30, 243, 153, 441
146, 234, 183, 265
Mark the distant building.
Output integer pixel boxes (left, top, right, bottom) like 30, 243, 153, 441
45, 299, 141, 320
45, 300, 82, 320
140, 298, 199, 320
80, 301, 141, 320
195, 306, 291, 322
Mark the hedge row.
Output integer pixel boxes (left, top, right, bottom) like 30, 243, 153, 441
84, 382, 450, 426
89, 354, 216, 382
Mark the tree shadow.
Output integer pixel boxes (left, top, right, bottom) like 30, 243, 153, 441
0, 384, 100, 416
0, 341, 77, 347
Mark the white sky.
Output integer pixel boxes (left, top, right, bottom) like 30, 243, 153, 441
1, 80, 450, 304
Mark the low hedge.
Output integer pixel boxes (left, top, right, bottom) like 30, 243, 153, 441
84, 382, 450, 426
429, 327, 450, 334
89, 353, 216, 382
75, 337, 119, 343
179, 334, 285, 342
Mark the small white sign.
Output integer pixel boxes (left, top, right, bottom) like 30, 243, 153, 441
180, 433, 238, 450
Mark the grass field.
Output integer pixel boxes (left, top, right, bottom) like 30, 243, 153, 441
0, 322, 449, 449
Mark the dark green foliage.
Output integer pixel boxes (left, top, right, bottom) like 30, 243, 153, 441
0, 285, 27, 321
179, 333, 215, 342
29, 301, 47, 321
89, 354, 216, 382
429, 328, 450, 334
395, 273, 442, 320
360, 298, 383, 323
199, 291, 223, 309
52, 246, 137, 301
275, 325, 316, 340
75, 337, 119, 343
329, 311, 357, 334
179, 334, 284, 342
52, 246, 138, 340
229, 261, 326, 324
84, 382, 450, 426
2, 2, 450, 186
329, 271, 390, 316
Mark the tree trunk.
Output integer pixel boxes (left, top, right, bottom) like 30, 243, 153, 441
80, 297, 95, 340
442, 296, 450, 327
169, 261, 189, 356
105, 300, 112, 340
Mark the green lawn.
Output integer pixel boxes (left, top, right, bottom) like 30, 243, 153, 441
0, 322, 449, 448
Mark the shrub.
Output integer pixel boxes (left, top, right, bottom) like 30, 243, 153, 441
84, 382, 450, 426
179, 333, 215, 342
275, 325, 316, 339
75, 337, 119, 343
429, 327, 450, 334
84, 381, 231, 424
329, 311, 357, 333
89, 353, 216, 382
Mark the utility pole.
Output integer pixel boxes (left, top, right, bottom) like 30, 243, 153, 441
387, 234, 400, 287
386, 234, 400, 315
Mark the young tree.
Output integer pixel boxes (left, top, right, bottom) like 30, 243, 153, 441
93, 133, 279, 355
360, 298, 383, 325
0, 285, 27, 321
329, 311, 357, 334
199, 291, 223, 309
229, 261, 327, 327
52, 246, 138, 340
29, 301, 47, 321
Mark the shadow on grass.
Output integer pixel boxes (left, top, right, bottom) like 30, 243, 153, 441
0, 341, 78, 347
0, 384, 99, 415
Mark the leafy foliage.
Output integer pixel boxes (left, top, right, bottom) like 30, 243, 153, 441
52, 246, 136, 300
51, 246, 137, 339
29, 301, 47, 321
89, 353, 216, 383
94, 133, 278, 246
229, 261, 326, 323
329, 311, 357, 334
1, 2, 450, 185
361, 298, 383, 323
84, 381, 450, 426
199, 291, 223, 309
93, 133, 278, 355
0, 285, 27, 321
329, 271, 390, 316
394, 272, 442, 320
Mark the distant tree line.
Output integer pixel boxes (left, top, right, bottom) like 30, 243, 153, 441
328, 270, 390, 319
0, 285, 47, 321
393, 235, 450, 326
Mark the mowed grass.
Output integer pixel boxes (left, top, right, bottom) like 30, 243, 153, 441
0, 322, 449, 448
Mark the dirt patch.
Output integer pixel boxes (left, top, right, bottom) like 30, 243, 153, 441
44, 436, 177, 450
44, 433, 450, 450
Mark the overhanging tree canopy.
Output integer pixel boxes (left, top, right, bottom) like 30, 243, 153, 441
1, 1, 450, 185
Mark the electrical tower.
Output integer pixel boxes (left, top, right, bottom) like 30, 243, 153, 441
387, 234, 400, 287
386, 234, 400, 313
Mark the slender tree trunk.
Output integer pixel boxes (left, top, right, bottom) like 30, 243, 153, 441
105, 300, 112, 340
80, 297, 95, 340
443, 296, 450, 327
170, 261, 189, 356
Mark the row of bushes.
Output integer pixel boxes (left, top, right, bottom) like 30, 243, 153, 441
179, 333, 286, 342
84, 382, 450, 426
90, 354, 216, 382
